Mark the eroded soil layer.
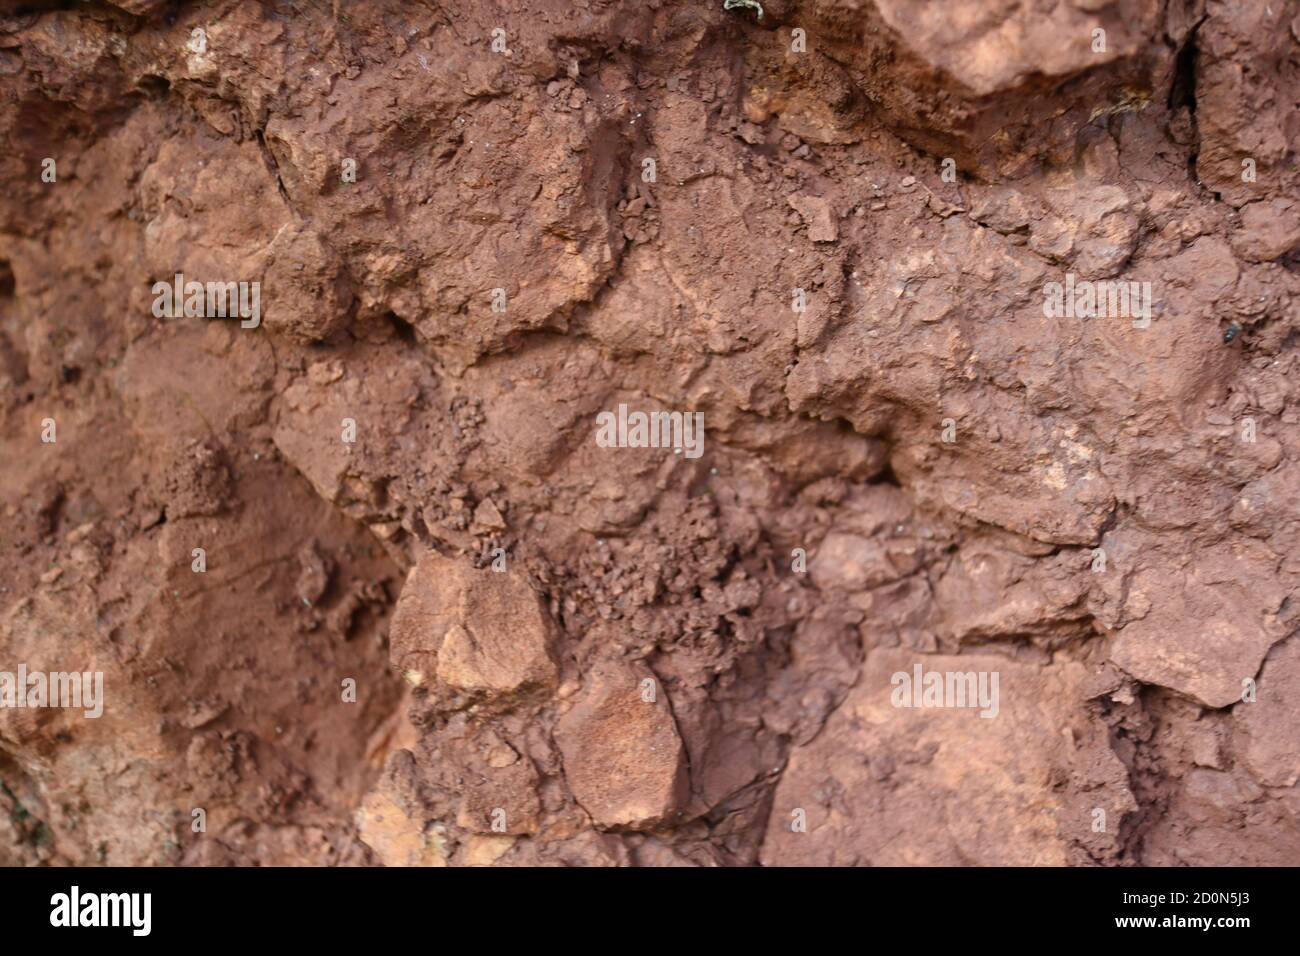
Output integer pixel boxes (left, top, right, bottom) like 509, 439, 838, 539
1, 0, 1298, 866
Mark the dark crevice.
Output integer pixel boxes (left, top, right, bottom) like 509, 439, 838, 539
254, 129, 294, 208
1168, 30, 1200, 114
1169, 16, 1208, 184
871, 458, 902, 488
385, 310, 418, 346
136, 75, 171, 101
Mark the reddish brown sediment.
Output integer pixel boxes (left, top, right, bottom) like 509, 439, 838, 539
0, 0, 1297, 866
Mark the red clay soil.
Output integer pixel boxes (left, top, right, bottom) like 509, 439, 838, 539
1, 0, 1298, 866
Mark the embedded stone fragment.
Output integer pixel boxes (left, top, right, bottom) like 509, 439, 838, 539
261, 225, 353, 343
356, 788, 446, 868
1108, 544, 1290, 708
388, 552, 557, 702
1232, 199, 1300, 262
787, 193, 838, 242
462, 835, 516, 867
1236, 639, 1300, 788
455, 756, 542, 836
554, 662, 687, 830
761, 649, 1134, 866
810, 532, 923, 592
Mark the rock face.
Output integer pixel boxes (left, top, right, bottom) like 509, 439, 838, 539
1237, 640, 1300, 789
389, 552, 557, 704
2, 0, 1299, 867
356, 789, 447, 869
761, 650, 1135, 866
1105, 539, 1291, 708
554, 663, 688, 831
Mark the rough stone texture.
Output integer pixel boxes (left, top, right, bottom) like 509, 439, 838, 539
1106, 536, 1292, 708
761, 650, 1135, 866
1237, 640, 1300, 789
388, 551, 557, 706
0, 0, 1297, 867
356, 788, 447, 869
554, 662, 688, 830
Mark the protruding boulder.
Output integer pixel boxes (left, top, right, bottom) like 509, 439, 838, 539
388, 552, 557, 704
1237, 639, 1300, 788
1232, 200, 1300, 263
760, 649, 1135, 866
555, 662, 687, 830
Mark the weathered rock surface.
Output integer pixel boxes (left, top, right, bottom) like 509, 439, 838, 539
1, 0, 1297, 867
555, 663, 688, 831
388, 552, 557, 704
1237, 639, 1300, 789
761, 650, 1135, 866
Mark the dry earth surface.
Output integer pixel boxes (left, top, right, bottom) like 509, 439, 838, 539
1, 0, 1298, 866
